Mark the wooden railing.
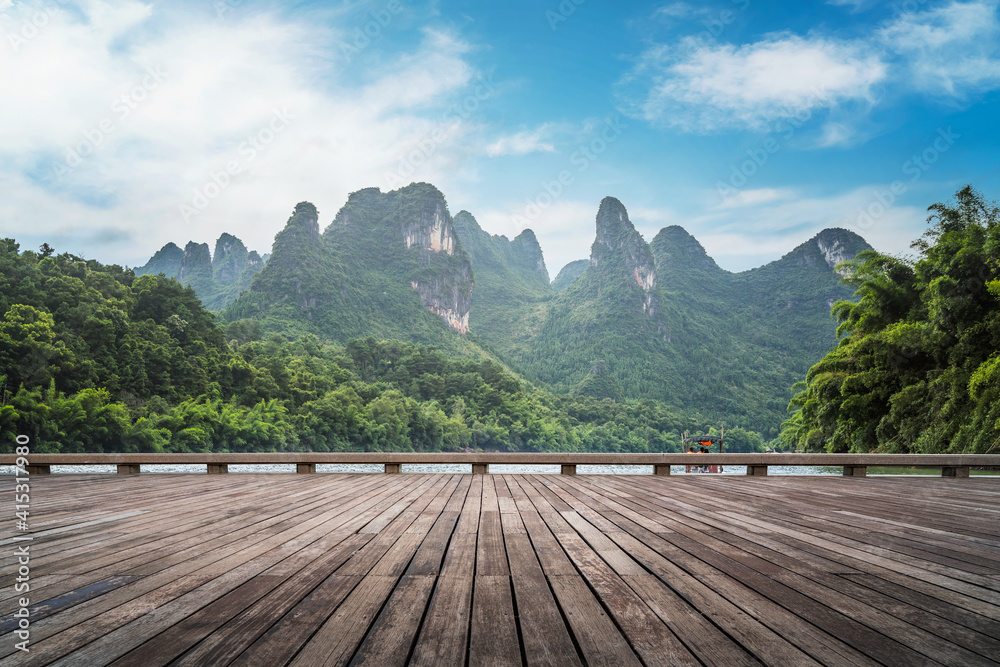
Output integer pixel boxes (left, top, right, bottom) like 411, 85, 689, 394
2, 452, 998, 477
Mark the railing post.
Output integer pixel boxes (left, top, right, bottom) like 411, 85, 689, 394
843, 465, 867, 477
296, 463, 316, 474
207, 464, 229, 474
561, 464, 577, 475
942, 466, 970, 478
384, 464, 401, 474
117, 464, 141, 475
472, 463, 489, 475
747, 465, 768, 476
26, 465, 51, 475
654, 464, 671, 476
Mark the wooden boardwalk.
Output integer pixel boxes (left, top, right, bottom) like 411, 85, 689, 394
2, 473, 999, 666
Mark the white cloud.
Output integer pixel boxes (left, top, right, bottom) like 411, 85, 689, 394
0, 2, 493, 266
880, 0, 1000, 95
714, 188, 793, 209
826, 0, 877, 10
623, 1, 1000, 142
630, 205, 680, 225
486, 127, 556, 157
653, 3, 704, 19
631, 34, 886, 132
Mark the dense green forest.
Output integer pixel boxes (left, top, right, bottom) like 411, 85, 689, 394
781, 187, 1000, 454
134, 184, 868, 441
1, 238, 769, 453
19, 182, 991, 456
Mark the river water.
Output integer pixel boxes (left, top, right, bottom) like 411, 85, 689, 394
1, 463, 841, 475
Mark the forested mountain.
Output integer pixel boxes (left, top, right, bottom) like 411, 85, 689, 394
208, 186, 869, 437
221, 186, 484, 359
0, 238, 734, 453
135, 233, 267, 310
2, 181, 884, 452
551, 260, 589, 291
782, 186, 1000, 454
476, 197, 870, 437
451, 211, 553, 357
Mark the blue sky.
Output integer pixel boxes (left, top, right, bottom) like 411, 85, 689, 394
1, 0, 998, 275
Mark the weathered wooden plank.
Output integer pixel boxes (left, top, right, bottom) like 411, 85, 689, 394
470, 575, 522, 666
349, 574, 438, 666
0, 472, 997, 667
169, 535, 373, 666
547, 575, 643, 667
408, 532, 476, 667
2, 477, 415, 664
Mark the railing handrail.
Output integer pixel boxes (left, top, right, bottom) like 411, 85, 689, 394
3, 452, 999, 465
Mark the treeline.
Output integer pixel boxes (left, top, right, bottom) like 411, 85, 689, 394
0, 240, 766, 453
781, 187, 1000, 453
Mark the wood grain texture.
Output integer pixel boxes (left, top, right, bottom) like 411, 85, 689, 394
0, 473, 997, 666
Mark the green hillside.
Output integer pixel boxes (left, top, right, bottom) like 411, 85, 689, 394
451, 210, 553, 364
222, 186, 483, 358
44, 181, 885, 447
0, 238, 718, 454
551, 260, 589, 291
470, 198, 870, 437
135, 234, 267, 311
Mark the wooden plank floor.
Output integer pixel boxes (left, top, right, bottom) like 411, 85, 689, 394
2, 473, 999, 666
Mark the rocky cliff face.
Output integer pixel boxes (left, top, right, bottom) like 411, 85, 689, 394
781, 227, 871, 274
404, 199, 471, 334
590, 197, 659, 317
403, 202, 456, 255
325, 184, 474, 335
813, 228, 870, 274
410, 269, 472, 334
